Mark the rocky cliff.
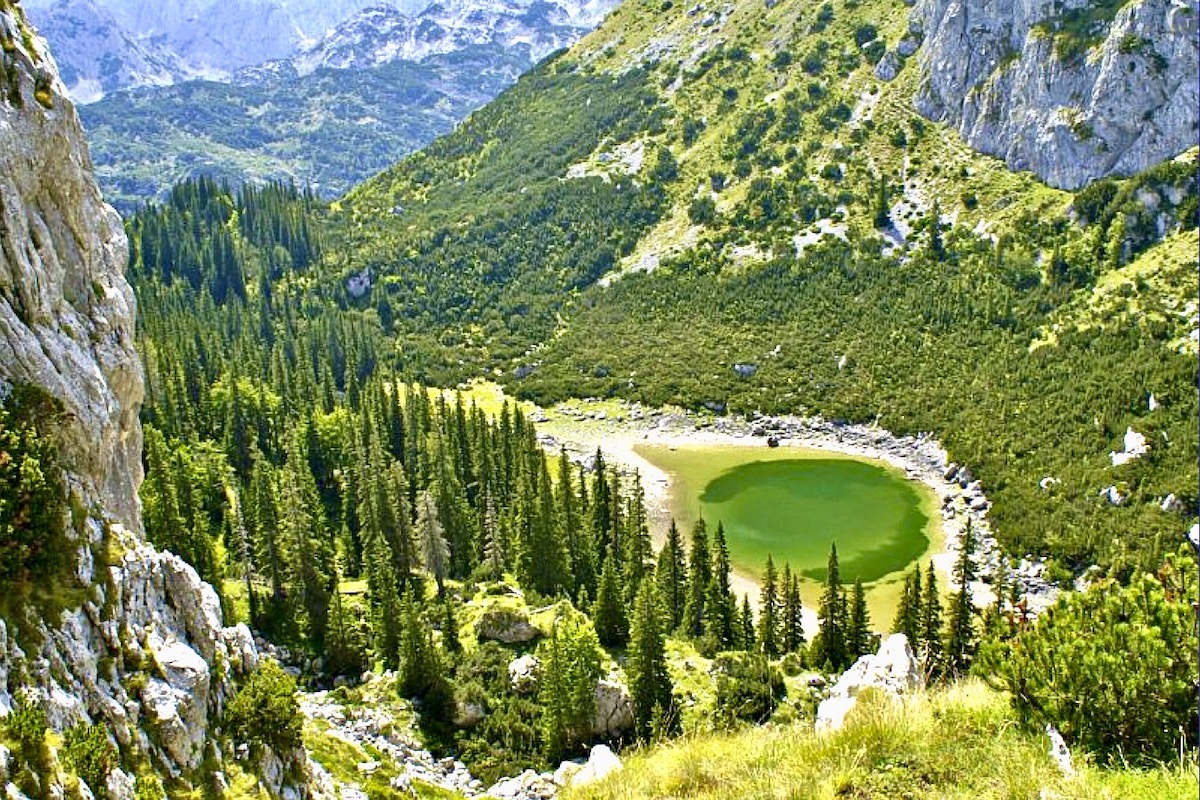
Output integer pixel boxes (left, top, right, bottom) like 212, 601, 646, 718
913, 0, 1199, 189
0, 3, 272, 795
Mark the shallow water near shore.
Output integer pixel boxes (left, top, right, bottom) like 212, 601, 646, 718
635, 443, 942, 618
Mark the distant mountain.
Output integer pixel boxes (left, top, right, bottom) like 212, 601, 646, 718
80, 46, 531, 211
23, 0, 185, 103
24, 0, 614, 103
23, 0, 409, 100
269, 0, 614, 77
68, 0, 618, 208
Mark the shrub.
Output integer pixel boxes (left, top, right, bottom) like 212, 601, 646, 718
0, 385, 68, 588
981, 549, 1198, 764
5, 691, 51, 799
223, 660, 303, 754
688, 197, 717, 225
62, 724, 117, 794
713, 652, 786, 726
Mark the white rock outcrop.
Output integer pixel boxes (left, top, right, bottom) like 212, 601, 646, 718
590, 676, 634, 736
815, 634, 921, 732
508, 654, 541, 694
914, 0, 1198, 189
570, 745, 622, 788
1110, 427, 1150, 466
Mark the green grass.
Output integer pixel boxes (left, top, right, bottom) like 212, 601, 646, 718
636, 444, 943, 622
562, 680, 1199, 800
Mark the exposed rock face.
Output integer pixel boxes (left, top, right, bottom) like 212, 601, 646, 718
0, 2, 143, 533
0, 4, 269, 793
914, 0, 1199, 189
590, 676, 633, 736
815, 634, 921, 732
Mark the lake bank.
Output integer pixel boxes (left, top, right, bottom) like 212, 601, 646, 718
534, 399, 1013, 637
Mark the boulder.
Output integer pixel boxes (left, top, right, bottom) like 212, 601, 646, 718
1161, 493, 1184, 513
1046, 724, 1074, 776
591, 677, 634, 735
874, 51, 902, 82
508, 654, 540, 694
572, 744, 623, 787
1110, 426, 1150, 466
815, 634, 920, 732
553, 760, 583, 786
476, 607, 540, 644
453, 701, 485, 727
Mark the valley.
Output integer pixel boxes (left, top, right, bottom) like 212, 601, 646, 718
0, 0, 1196, 798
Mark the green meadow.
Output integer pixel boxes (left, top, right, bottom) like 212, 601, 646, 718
635, 444, 944, 621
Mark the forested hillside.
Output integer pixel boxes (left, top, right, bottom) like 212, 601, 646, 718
323, 0, 1197, 576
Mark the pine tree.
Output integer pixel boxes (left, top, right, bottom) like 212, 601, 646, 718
781, 566, 804, 654
946, 522, 978, 676
921, 561, 944, 681
397, 590, 450, 719
538, 614, 603, 761
622, 478, 653, 606
703, 522, 736, 650
655, 519, 688, 631
816, 543, 848, 670
739, 595, 756, 651
558, 449, 594, 596
593, 546, 627, 646
848, 578, 871, 659
417, 488, 450, 595
891, 565, 922, 646
325, 562, 362, 677
682, 518, 711, 638
627, 581, 674, 741
757, 556, 780, 657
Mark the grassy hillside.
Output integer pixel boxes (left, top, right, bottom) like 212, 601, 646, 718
562, 680, 1198, 800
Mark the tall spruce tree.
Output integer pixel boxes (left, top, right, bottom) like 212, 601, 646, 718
946, 522, 978, 676
593, 546, 628, 646
816, 543, 848, 670
848, 578, 871, 659
757, 556, 780, 657
921, 561, 944, 681
682, 518, 711, 638
417, 488, 450, 595
627, 581, 674, 741
891, 565, 922, 645
655, 519, 688, 631
782, 567, 805, 654
703, 522, 736, 651
739, 595, 756, 651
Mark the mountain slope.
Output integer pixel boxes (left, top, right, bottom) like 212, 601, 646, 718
332, 0, 1197, 573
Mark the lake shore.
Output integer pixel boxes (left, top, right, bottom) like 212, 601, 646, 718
534, 398, 1052, 636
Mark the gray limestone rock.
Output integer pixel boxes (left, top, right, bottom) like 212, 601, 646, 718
913, 0, 1199, 189
815, 634, 921, 732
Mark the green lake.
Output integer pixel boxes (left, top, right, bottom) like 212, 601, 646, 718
635, 445, 936, 588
